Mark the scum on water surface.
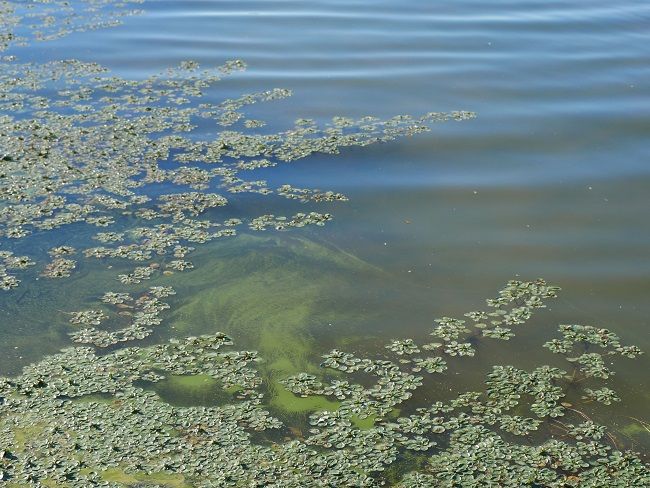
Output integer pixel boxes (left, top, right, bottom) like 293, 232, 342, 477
0, 1, 648, 486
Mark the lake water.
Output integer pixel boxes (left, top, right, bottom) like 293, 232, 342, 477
1, 0, 649, 484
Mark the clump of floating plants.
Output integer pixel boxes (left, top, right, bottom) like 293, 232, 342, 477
0, 32, 473, 351
0, 29, 474, 294
0, 3, 475, 344
66, 285, 175, 347
0, 0, 144, 51
0, 280, 648, 486
0, 0, 471, 359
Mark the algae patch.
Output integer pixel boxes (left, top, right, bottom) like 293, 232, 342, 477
167, 234, 390, 413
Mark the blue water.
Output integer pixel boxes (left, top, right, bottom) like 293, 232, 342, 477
42, 0, 649, 186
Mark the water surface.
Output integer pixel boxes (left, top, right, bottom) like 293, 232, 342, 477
1, 0, 649, 472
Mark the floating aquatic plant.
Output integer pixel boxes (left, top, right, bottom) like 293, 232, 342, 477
0, 0, 474, 298
68, 286, 175, 347
0, 3, 646, 487
0, 280, 647, 486
0, 44, 472, 293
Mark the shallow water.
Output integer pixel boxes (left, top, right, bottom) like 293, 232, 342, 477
1, 0, 649, 483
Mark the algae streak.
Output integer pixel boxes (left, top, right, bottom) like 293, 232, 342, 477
167, 234, 385, 414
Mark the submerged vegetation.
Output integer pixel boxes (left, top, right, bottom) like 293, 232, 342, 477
0, 1, 648, 486
1, 279, 648, 487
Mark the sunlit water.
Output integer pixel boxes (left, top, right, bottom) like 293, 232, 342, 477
1, 0, 649, 456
